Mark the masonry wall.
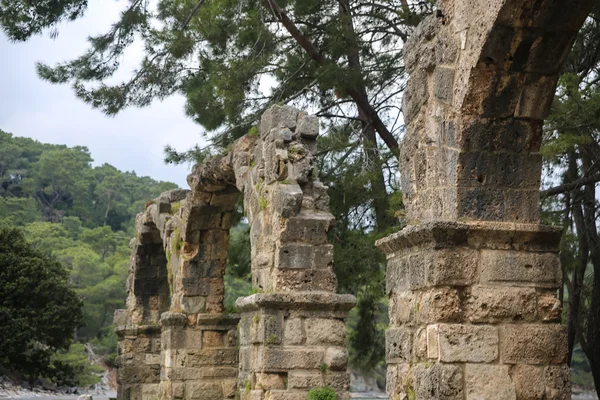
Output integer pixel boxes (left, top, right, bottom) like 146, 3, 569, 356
377, 0, 594, 399
114, 105, 355, 400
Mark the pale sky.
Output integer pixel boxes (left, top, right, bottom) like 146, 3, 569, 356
0, 2, 205, 188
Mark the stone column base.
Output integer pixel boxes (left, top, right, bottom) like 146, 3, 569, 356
115, 324, 162, 400
376, 221, 570, 400
160, 312, 240, 400
236, 292, 356, 400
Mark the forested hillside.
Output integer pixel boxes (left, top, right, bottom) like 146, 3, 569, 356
0, 129, 178, 385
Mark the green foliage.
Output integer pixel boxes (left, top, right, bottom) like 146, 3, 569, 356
0, 226, 83, 380
0, 132, 180, 383
50, 343, 103, 387
307, 387, 336, 400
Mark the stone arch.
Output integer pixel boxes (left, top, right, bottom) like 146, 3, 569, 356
115, 105, 355, 400
378, 1, 594, 399
114, 211, 172, 400
400, 0, 593, 223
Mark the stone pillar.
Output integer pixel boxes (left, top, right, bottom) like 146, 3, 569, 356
236, 106, 356, 400
378, 222, 568, 399
378, 0, 593, 398
115, 324, 162, 400
115, 214, 171, 400
160, 312, 239, 400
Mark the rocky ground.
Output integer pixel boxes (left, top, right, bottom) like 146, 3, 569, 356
0, 372, 115, 399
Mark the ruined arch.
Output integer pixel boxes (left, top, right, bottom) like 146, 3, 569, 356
115, 105, 355, 400
377, 0, 594, 399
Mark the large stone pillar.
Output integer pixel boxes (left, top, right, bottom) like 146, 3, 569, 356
236, 106, 356, 400
378, 1, 593, 399
115, 218, 170, 400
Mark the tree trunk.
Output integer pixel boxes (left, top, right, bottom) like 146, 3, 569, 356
567, 150, 588, 364
581, 151, 600, 397
339, 0, 394, 230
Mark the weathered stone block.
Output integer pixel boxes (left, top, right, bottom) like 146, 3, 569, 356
279, 212, 334, 245
274, 268, 337, 292
428, 324, 498, 362
500, 324, 567, 365
465, 286, 537, 323
413, 363, 464, 400
283, 318, 304, 345
324, 347, 348, 370
513, 364, 545, 400
260, 348, 324, 370
418, 288, 463, 324
465, 364, 516, 400
296, 114, 319, 139
385, 327, 414, 363
187, 381, 223, 400
288, 370, 349, 391
305, 318, 346, 346
480, 250, 561, 287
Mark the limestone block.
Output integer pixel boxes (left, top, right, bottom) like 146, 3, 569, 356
260, 348, 324, 370
260, 105, 299, 137
203, 331, 225, 347
324, 347, 348, 371
465, 286, 537, 323
305, 318, 346, 346
388, 292, 416, 326
221, 378, 237, 398
279, 212, 334, 245
187, 381, 223, 400
428, 324, 498, 363
283, 317, 304, 345
276, 243, 333, 269
256, 372, 287, 390
385, 327, 414, 363
504, 189, 540, 223
428, 248, 479, 287
296, 114, 319, 139
272, 183, 303, 218
480, 250, 561, 287
180, 296, 206, 314
456, 187, 505, 221
544, 365, 571, 399
402, 68, 430, 124
500, 324, 567, 365
513, 364, 545, 400
186, 348, 238, 367
288, 370, 349, 391
413, 363, 464, 400
465, 364, 516, 400
274, 268, 337, 292
386, 256, 409, 294
268, 391, 310, 400
417, 288, 463, 324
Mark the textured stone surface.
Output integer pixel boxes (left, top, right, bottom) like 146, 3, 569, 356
465, 364, 516, 400
377, 0, 589, 397
117, 105, 355, 400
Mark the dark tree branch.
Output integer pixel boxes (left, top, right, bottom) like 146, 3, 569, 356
541, 172, 600, 198
263, 0, 400, 157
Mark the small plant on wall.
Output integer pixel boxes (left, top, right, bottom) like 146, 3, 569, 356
307, 387, 336, 400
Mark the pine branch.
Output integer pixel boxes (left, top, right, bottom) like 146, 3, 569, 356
263, 0, 400, 157
181, 0, 207, 31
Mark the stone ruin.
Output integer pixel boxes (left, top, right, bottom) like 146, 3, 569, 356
114, 0, 595, 399
114, 106, 355, 400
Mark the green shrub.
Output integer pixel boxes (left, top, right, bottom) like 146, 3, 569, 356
307, 387, 336, 400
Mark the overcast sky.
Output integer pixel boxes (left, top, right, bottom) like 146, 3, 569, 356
0, 2, 205, 188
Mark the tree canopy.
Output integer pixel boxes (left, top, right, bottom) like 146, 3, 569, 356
0, 226, 83, 380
